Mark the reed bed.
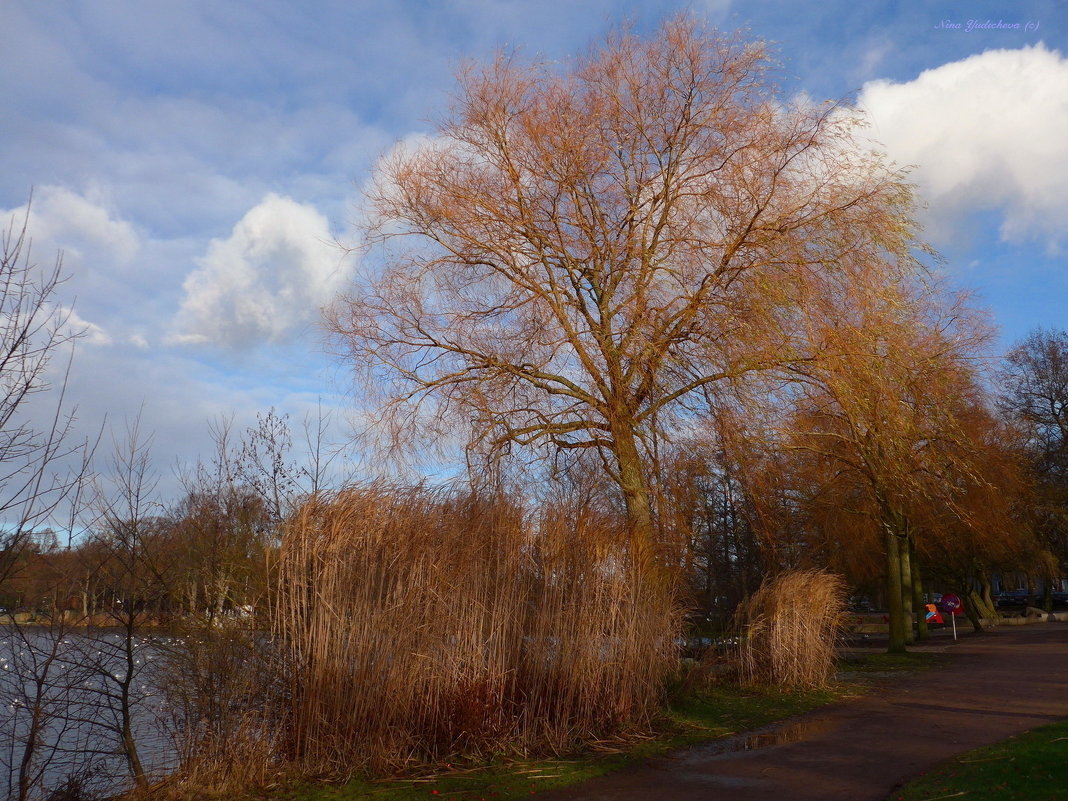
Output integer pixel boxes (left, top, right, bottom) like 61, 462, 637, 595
736, 569, 846, 688
273, 484, 679, 777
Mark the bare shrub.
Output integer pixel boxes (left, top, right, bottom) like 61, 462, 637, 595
737, 569, 846, 688
151, 623, 285, 798
274, 483, 680, 777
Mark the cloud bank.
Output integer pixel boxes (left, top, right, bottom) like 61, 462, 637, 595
857, 44, 1068, 249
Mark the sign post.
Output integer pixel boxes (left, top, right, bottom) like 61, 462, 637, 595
941, 593, 963, 640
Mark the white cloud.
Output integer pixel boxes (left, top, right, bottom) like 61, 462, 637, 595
2, 187, 153, 353
4, 186, 139, 269
857, 44, 1068, 248
25, 340, 352, 507
171, 194, 351, 348
59, 306, 112, 347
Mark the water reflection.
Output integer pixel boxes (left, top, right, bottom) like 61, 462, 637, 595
672, 716, 840, 767
731, 718, 839, 751
0, 626, 178, 801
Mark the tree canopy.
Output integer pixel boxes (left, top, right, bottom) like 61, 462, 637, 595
329, 16, 926, 574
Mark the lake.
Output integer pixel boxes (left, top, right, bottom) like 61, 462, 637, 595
0, 625, 179, 801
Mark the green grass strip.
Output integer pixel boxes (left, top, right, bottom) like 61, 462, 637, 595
838, 651, 950, 673
892, 719, 1068, 801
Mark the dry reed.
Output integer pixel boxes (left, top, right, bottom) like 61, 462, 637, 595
736, 569, 846, 688
273, 484, 680, 777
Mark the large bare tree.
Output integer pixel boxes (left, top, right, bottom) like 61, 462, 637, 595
328, 17, 923, 575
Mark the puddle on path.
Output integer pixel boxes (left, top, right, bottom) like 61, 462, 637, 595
733, 718, 839, 750
674, 717, 840, 764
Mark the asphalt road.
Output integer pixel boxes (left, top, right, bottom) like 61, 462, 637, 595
536, 622, 1068, 801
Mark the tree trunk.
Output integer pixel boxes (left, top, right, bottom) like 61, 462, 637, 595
978, 573, 996, 618
885, 529, 907, 653
610, 423, 658, 582
961, 575, 985, 632
17, 672, 48, 801
910, 542, 928, 641
900, 537, 915, 645
119, 615, 146, 787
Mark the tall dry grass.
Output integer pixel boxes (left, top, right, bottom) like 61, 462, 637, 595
273, 484, 680, 777
736, 569, 846, 688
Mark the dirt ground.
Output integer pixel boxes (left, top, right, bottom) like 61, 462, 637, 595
536, 622, 1068, 801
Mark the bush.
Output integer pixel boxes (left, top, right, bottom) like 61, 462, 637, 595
737, 569, 846, 688
155, 622, 285, 797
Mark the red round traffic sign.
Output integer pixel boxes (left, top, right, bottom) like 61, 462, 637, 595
941, 593, 963, 614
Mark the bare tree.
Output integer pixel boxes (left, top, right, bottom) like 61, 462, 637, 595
0, 199, 100, 801
999, 328, 1068, 596
1, 202, 90, 586
328, 17, 923, 577
1001, 329, 1068, 465
80, 420, 170, 790
236, 406, 342, 529
0, 613, 100, 801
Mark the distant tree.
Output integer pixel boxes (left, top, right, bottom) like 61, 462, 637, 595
666, 445, 767, 625
999, 328, 1068, 587
328, 16, 925, 581
1001, 329, 1068, 466
175, 421, 272, 622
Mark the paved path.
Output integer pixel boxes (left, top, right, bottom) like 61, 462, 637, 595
537, 623, 1068, 801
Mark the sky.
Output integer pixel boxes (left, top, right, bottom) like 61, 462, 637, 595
2, 0, 1067, 503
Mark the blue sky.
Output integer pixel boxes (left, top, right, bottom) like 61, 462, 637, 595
2, 0, 1067, 500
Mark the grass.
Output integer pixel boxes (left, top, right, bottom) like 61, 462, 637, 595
838, 651, 949, 673
891, 719, 1068, 801
263, 683, 841, 801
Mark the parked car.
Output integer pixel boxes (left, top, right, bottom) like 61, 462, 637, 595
995, 589, 1030, 608
847, 596, 874, 612
923, 592, 943, 606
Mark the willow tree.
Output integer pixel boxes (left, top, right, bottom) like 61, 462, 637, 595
779, 273, 996, 652
328, 16, 922, 579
